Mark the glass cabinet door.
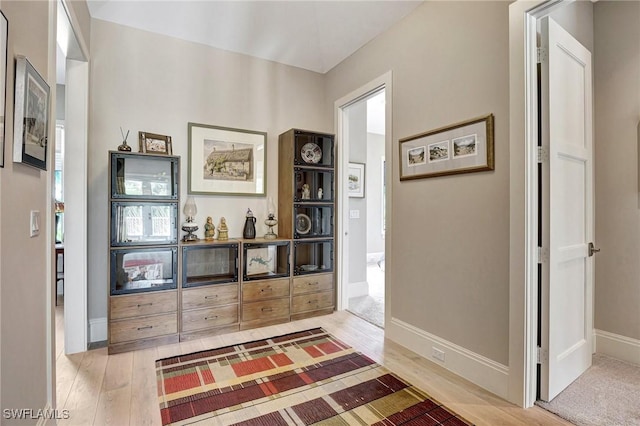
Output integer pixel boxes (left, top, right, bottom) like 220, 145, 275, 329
242, 241, 290, 281
110, 247, 177, 295
294, 168, 334, 202
111, 202, 178, 246
111, 153, 178, 200
293, 131, 334, 167
294, 240, 333, 275
293, 204, 334, 238
182, 243, 238, 288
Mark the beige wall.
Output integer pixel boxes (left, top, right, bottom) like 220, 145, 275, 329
87, 19, 329, 321
593, 0, 640, 341
326, 1, 511, 364
0, 0, 53, 420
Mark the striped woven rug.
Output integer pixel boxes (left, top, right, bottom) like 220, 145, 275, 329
156, 328, 474, 425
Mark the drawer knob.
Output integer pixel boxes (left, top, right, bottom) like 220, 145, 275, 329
204, 295, 218, 300
308, 282, 318, 286
261, 287, 272, 292
308, 300, 318, 304
137, 325, 153, 331
137, 302, 153, 308
261, 307, 273, 312
205, 315, 219, 321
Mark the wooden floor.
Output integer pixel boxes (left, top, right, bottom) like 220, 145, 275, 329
55, 305, 570, 425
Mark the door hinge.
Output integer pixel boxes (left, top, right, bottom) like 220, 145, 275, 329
537, 47, 547, 64
537, 347, 548, 364
537, 247, 549, 264
537, 146, 549, 163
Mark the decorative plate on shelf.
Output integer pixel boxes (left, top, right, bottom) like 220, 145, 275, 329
295, 213, 311, 234
301, 143, 322, 164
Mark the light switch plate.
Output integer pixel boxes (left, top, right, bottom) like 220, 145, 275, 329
30, 210, 40, 237
350, 210, 360, 219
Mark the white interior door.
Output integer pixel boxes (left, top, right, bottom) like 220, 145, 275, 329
539, 16, 594, 402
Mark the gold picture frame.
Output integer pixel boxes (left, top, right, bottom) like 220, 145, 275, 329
399, 114, 494, 180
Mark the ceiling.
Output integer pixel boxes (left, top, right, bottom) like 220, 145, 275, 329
85, 0, 423, 74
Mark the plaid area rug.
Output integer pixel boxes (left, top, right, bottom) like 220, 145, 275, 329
156, 328, 474, 425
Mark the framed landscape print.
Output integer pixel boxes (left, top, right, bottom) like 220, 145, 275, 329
13, 55, 50, 170
399, 114, 494, 180
188, 122, 267, 196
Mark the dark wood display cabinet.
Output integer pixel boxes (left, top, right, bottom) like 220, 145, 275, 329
108, 151, 180, 354
278, 129, 336, 320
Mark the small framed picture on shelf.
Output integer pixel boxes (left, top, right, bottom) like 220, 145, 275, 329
139, 131, 172, 155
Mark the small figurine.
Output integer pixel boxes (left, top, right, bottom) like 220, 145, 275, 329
317, 188, 323, 199
217, 217, 229, 241
204, 216, 215, 240
302, 184, 311, 200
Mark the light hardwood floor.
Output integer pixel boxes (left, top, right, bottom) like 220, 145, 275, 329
55, 305, 570, 425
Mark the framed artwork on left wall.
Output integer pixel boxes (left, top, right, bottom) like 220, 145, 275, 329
0, 11, 8, 168
13, 55, 50, 170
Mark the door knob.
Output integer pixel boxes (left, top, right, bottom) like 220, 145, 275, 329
588, 242, 600, 257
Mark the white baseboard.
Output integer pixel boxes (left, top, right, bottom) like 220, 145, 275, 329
386, 317, 509, 399
89, 317, 108, 343
595, 329, 640, 365
348, 281, 369, 298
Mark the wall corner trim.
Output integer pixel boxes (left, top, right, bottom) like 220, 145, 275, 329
595, 329, 640, 365
89, 317, 108, 343
387, 317, 509, 399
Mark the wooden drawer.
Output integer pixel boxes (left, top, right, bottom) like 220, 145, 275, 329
181, 304, 238, 332
242, 278, 290, 302
182, 284, 238, 310
110, 291, 177, 320
292, 291, 334, 314
242, 298, 290, 322
110, 313, 177, 344
292, 273, 333, 295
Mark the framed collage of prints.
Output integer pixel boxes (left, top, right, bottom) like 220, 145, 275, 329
399, 114, 494, 180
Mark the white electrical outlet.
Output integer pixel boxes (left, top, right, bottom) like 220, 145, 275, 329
432, 347, 445, 362
349, 210, 360, 219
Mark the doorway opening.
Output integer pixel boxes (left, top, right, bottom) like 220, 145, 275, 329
509, 0, 597, 408
337, 81, 389, 329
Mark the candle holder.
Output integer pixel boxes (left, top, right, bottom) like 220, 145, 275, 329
181, 196, 199, 242
264, 197, 277, 239
264, 213, 278, 239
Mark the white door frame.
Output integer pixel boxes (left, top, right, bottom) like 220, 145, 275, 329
507, 0, 578, 408
48, 2, 89, 412
334, 72, 392, 326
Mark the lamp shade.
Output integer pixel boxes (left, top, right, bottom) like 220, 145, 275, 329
183, 196, 197, 217
267, 196, 275, 215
